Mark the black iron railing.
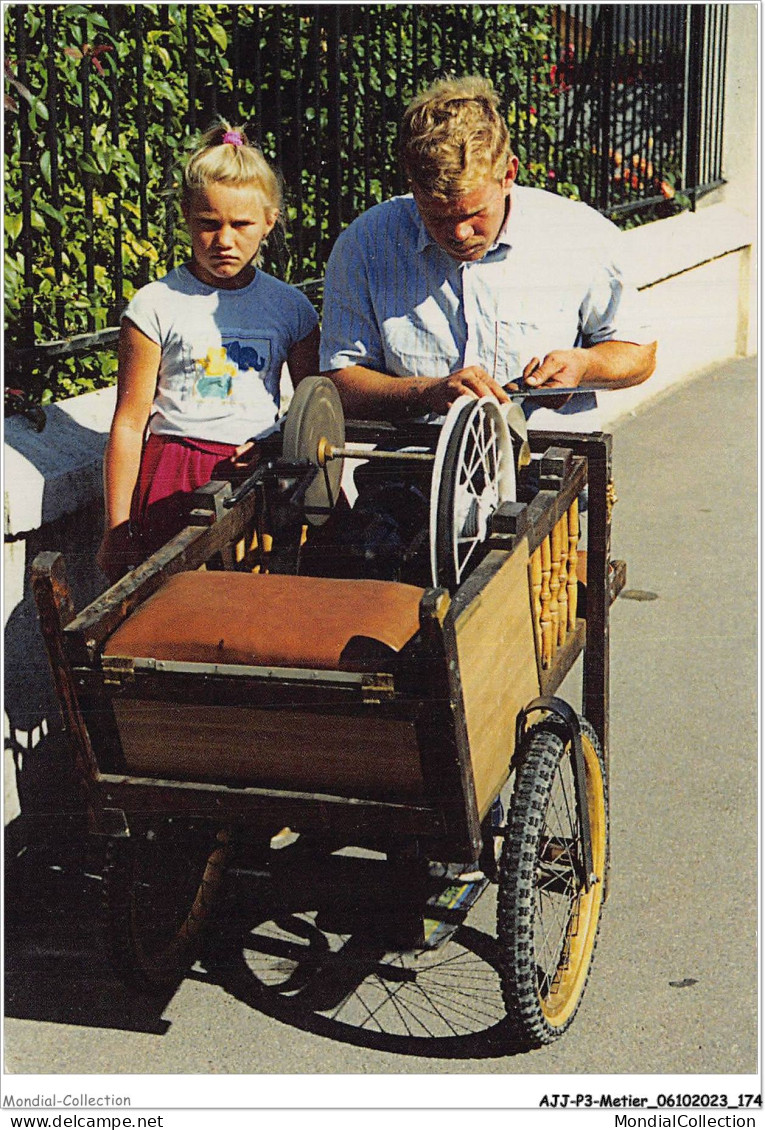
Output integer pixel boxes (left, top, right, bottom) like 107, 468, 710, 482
550, 4, 728, 217
4, 3, 728, 398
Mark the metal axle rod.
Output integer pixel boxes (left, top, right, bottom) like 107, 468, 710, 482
317, 437, 435, 465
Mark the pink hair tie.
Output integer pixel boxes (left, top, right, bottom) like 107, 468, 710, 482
222, 130, 244, 147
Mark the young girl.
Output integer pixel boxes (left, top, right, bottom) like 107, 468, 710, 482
97, 123, 320, 582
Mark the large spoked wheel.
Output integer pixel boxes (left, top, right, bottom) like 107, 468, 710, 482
497, 717, 608, 1045
103, 820, 230, 992
430, 396, 516, 590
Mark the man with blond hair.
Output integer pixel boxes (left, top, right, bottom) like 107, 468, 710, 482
320, 74, 656, 431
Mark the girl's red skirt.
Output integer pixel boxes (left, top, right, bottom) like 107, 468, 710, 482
131, 432, 242, 558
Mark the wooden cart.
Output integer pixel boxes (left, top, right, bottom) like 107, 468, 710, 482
32, 378, 623, 1048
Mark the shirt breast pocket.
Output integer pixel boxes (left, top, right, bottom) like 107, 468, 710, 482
494, 301, 578, 379
382, 320, 458, 378
493, 318, 543, 382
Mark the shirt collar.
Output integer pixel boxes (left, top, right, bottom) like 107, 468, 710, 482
494, 192, 515, 249
412, 197, 433, 254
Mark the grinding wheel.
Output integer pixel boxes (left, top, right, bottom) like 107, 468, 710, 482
282, 376, 345, 526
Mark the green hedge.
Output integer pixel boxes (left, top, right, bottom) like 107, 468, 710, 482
5, 4, 573, 401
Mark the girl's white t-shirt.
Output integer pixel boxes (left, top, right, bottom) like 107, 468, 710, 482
123, 264, 318, 444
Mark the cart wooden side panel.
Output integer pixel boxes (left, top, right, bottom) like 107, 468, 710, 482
44, 556, 483, 857
443, 539, 540, 819
110, 697, 426, 800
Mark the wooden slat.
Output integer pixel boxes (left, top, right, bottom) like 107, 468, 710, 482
95, 774, 445, 840
111, 700, 426, 801
518, 455, 587, 553
567, 497, 579, 630
530, 545, 543, 657
30, 553, 102, 790
539, 620, 587, 697
540, 534, 552, 667
451, 541, 540, 817
556, 513, 568, 646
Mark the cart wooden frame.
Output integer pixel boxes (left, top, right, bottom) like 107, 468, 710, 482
32, 409, 623, 1048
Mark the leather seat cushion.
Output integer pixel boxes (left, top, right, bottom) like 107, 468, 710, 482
102, 571, 426, 671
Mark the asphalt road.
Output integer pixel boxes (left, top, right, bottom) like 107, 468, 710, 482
4, 356, 758, 1089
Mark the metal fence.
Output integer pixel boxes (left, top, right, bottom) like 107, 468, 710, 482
550, 4, 728, 217
4, 3, 728, 389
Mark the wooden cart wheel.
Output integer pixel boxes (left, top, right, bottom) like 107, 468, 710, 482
282, 375, 345, 526
497, 717, 608, 1045
429, 395, 516, 590
103, 821, 230, 991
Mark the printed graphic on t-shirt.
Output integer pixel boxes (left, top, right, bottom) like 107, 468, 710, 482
193, 338, 272, 402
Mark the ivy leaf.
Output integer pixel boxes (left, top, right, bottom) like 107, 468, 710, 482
5, 214, 23, 242
96, 148, 114, 175
206, 21, 228, 54
38, 201, 67, 227
77, 152, 101, 176
5, 60, 49, 119
150, 78, 176, 102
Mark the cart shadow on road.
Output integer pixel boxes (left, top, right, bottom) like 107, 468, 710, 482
4, 824, 533, 1059
193, 837, 533, 1059
4, 819, 174, 1036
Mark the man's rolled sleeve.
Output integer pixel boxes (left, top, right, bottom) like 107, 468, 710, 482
320, 228, 384, 371
580, 229, 655, 347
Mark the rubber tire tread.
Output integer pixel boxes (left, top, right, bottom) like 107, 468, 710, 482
103, 823, 230, 992
497, 717, 609, 1047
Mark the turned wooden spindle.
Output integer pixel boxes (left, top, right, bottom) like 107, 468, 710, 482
567, 498, 579, 630
556, 513, 569, 646
530, 546, 543, 659
249, 529, 273, 572
549, 520, 563, 656
540, 535, 553, 668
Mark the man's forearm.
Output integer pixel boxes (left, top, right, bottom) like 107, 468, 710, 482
581, 340, 657, 388
323, 363, 512, 420
322, 365, 434, 419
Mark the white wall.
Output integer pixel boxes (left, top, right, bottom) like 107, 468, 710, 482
599, 204, 755, 427
714, 3, 758, 219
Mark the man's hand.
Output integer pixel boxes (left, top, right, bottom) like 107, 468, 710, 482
517, 340, 657, 394
423, 366, 510, 415
522, 349, 589, 390
505, 349, 591, 410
